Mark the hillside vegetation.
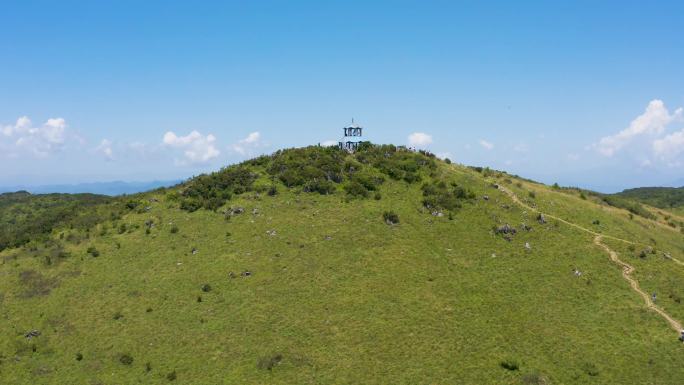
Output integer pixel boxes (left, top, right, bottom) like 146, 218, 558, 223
0, 192, 112, 252
1, 144, 683, 384
614, 186, 684, 215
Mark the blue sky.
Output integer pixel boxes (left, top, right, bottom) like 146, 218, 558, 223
1, 1, 684, 192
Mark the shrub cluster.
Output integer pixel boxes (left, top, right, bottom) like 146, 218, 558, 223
268, 146, 345, 190
0, 192, 112, 252
421, 180, 475, 211
86, 246, 100, 257
180, 166, 257, 212
174, 144, 444, 212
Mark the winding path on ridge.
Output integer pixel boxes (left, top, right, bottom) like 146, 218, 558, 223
496, 184, 683, 334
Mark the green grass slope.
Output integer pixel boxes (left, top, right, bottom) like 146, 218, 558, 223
1, 145, 683, 384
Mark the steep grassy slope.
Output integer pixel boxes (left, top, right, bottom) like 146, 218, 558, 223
1, 145, 683, 384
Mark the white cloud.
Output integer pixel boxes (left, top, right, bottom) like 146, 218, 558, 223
479, 139, 494, 150
653, 129, 684, 160
321, 140, 338, 147
1, 116, 68, 157
595, 99, 683, 157
231, 131, 265, 155
567, 153, 580, 161
95, 139, 114, 160
162, 130, 220, 165
407, 132, 433, 147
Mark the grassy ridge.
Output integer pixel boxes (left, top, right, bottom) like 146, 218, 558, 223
1, 145, 683, 384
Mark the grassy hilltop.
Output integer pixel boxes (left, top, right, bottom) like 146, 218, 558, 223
1, 144, 683, 384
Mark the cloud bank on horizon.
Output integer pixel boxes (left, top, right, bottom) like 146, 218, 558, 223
2, 99, 684, 191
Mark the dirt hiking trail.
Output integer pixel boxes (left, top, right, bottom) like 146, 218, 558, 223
497, 184, 683, 334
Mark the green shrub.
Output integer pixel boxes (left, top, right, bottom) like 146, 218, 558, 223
583, 362, 599, 376
86, 246, 99, 257
421, 181, 475, 211
303, 179, 336, 195
500, 359, 519, 371
344, 181, 370, 198
119, 354, 133, 365
170, 225, 179, 234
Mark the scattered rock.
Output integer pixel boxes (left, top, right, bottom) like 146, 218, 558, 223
495, 224, 517, 235
252, 208, 259, 215
228, 271, 236, 279
241, 271, 252, 277
573, 268, 582, 277
537, 213, 547, 224
201, 284, 212, 292
524, 242, 531, 251
431, 211, 444, 217
229, 207, 245, 215
324, 235, 332, 240
483, 195, 490, 201
25, 330, 40, 339
191, 248, 198, 255
520, 223, 532, 231
266, 229, 277, 236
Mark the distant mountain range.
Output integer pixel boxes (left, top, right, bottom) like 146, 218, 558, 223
0, 179, 183, 196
